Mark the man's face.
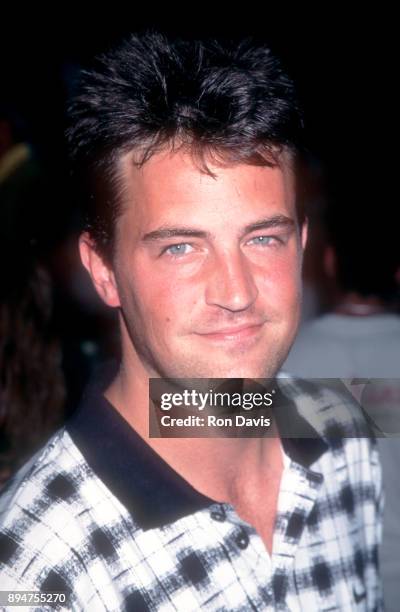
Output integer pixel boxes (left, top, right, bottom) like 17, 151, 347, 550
93, 149, 306, 379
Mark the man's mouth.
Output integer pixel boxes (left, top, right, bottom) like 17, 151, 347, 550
195, 322, 265, 342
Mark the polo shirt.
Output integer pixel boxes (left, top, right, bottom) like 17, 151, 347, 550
0, 378, 383, 611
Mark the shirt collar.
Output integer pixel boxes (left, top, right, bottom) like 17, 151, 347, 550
66, 383, 328, 530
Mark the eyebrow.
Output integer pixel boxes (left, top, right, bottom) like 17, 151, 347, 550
141, 215, 295, 242
243, 215, 295, 234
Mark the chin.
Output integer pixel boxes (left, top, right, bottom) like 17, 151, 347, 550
165, 357, 281, 381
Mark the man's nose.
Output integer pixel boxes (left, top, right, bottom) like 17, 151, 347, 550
204, 250, 259, 312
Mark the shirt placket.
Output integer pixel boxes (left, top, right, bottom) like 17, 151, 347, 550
208, 459, 325, 611
229, 505, 274, 603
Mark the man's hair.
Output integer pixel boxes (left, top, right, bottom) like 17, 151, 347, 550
66, 31, 304, 261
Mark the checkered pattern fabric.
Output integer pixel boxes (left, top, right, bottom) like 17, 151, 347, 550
0, 379, 383, 611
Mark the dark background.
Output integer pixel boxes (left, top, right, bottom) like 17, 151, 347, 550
1, 9, 395, 180
0, 9, 397, 414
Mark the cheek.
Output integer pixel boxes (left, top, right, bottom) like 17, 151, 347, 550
136, 271, 197, 326
257, 254, 302, 304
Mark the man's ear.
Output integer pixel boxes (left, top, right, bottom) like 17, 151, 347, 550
79, 232, 121, 307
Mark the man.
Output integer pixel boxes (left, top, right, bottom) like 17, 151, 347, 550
0, 32, 382, 610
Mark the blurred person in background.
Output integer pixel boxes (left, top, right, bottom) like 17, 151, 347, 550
284, 204, 400, 610
0, 251, 65, 486
0, 106, 65, 486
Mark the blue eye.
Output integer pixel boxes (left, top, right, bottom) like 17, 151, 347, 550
165, 243, 193, 256
250, 236, 275, 246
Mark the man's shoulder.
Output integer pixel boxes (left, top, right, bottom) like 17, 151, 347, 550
277, 377, 382, 518
1, 427, 84, 518
0, 427, 130, 601
277, 374, 382, 481
278, 375, 380, 438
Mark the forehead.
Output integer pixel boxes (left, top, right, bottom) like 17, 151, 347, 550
116, 148, 296, 233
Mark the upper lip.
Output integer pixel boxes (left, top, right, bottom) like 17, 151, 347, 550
197, 322, 264, 335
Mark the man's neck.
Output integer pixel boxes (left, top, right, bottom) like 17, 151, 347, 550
105, 367, 282, 509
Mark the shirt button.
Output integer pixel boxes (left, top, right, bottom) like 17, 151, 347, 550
210, 505, 226, 522
235, 528, 249, 549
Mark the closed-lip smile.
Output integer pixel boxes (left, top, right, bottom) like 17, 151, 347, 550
197, 322, 264, 340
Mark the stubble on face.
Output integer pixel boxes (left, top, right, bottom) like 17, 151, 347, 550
110, 149, 305, 382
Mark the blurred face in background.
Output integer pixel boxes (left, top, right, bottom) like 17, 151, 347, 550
83, 148, 307, 380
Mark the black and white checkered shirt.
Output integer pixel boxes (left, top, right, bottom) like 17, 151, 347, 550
0, 379, 383, 611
